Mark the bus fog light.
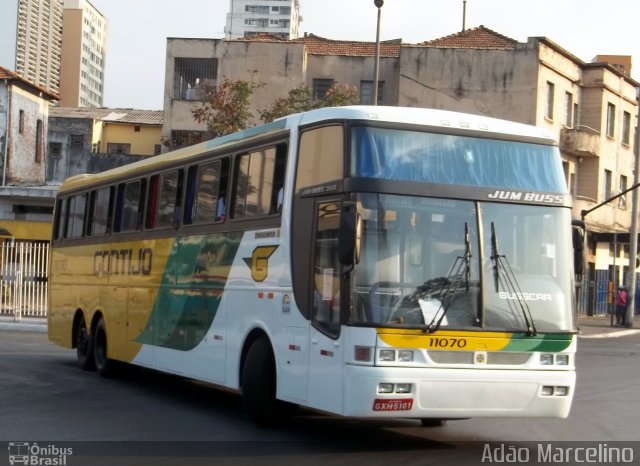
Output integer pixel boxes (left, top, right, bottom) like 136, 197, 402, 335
555, 386, 569, 396
379, 350, 396, 361
395, 383, 412, 394
378, 383, 394, 394
556, 355, 569, 366
398, 350, 414, 362
541, 386, 554, 396
540, 354, 553, 365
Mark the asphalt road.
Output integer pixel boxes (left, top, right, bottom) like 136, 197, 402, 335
1, 330, 639, 466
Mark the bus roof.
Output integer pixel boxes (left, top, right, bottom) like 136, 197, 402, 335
297, 106, 556, 143
57, 106, 556, 195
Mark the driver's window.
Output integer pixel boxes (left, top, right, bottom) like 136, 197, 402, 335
313, 201, 341, 337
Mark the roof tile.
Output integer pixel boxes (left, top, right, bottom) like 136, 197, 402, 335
49, 106, 163, 125
422, 25, 517, 50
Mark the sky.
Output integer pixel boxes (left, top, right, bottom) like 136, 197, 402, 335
90, 0, 640, 110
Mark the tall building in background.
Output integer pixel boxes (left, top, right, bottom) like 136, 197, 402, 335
0, 0, 64, 97
59, 0, 107, 107
225, 0, 301, 40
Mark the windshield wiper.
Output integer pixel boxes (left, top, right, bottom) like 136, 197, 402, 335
490, 222, 538, 336
424, 223, 473, 333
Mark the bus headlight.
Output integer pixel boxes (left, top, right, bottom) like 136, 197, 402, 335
379, 350, 396, 361
398, 350, 414, 362
540, 354, 554, 365
378, 383, 394, 394
555, 355, 569, 366
395, 383, 412, 394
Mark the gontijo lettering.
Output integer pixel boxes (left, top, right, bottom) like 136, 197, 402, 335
93, 248, 153, 276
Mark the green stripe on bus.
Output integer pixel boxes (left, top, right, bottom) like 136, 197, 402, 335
136, 232, 243, 350
503, 333, 573, 352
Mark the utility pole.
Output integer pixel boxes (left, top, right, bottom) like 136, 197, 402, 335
373, 0, 383, 106
625, 122, 640, 328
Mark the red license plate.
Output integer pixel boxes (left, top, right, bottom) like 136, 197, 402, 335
372, 398, 413, 411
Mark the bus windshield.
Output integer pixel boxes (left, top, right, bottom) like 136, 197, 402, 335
351, 126, 566, 192
350, 194, 575, 333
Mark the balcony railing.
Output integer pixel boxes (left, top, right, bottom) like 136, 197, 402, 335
559, 125, 601, 158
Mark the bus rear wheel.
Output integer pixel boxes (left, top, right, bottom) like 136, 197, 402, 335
242, 337, 292, 426
75, 314, 95, 371
93, 317, 117, 377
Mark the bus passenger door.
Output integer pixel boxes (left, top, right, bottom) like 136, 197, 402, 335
307, 200, 344, 414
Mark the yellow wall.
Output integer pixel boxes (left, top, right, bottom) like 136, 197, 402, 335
98, 122, 161, 156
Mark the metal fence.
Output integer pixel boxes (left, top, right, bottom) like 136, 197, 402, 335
0, 241, 49, 319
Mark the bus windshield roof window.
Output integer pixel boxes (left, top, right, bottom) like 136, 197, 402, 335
350, 126, 566, 192
349, 194, 574, 333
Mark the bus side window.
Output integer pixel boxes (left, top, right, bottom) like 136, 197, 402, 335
296, 126, 343, 192
312, 201, 341, 337
154, 170, 184, 228
88, 186, 113, 236
64, 193, 87, 239
144, 171, 185, 230
233, 143, 286, 218
53, 198, 66, 241
115, 179, 145, 233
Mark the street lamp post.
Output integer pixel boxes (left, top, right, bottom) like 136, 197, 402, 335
373, 0, 383, 106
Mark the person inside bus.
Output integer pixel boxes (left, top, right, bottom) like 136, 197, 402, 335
216, 193, 226, 221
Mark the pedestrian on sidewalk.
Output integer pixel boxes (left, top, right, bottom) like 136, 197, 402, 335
615, 285, 628, 326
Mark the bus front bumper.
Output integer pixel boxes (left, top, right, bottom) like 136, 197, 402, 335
343, 365, 575, 419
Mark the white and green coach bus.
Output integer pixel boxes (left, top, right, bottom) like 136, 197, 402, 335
48, 106, 580, 425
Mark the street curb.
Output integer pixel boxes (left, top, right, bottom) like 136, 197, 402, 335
578, 328, 640, 339
0, 321, 47, 333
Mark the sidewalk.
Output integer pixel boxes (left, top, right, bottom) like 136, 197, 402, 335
1, 314, 638, 338
577, 314, 640, 339
0, 314, 47, 333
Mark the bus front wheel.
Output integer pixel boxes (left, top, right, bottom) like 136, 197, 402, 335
242, 337, 291, 426
93, 317, 116, 377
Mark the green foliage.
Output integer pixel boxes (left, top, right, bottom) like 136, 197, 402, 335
259, 83, 360, 123
192, 79, 361, 132
192, 79, 262, 138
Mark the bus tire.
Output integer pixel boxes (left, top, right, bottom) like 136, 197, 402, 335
75, 314, 95, 371
93, 317, 117, 378
242, 337, 289, 426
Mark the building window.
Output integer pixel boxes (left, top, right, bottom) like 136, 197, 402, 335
35, 119, 43, 163
606, 103, 616, 138
49, 142, 62, 158
360, 80, 384, 105
18, 110, 25, 134
573, 103, 579, 128
154, 144, 162, 155
246, 5, 269, 13
622, 111, 631, 145
312, 79, 335, 100
170, 130, 205, 149
134, 126, 141, 132
620, 175, 628, 208
604, 169, 612, 201
70, 134, 83, 150
564, 92, 573, 127
545, 82, 554, 120
107, 143, 131, 155
173, 57, 217, 100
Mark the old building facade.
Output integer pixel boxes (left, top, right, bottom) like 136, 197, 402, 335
162, 27, 639, 314
0, 66, 58, 241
